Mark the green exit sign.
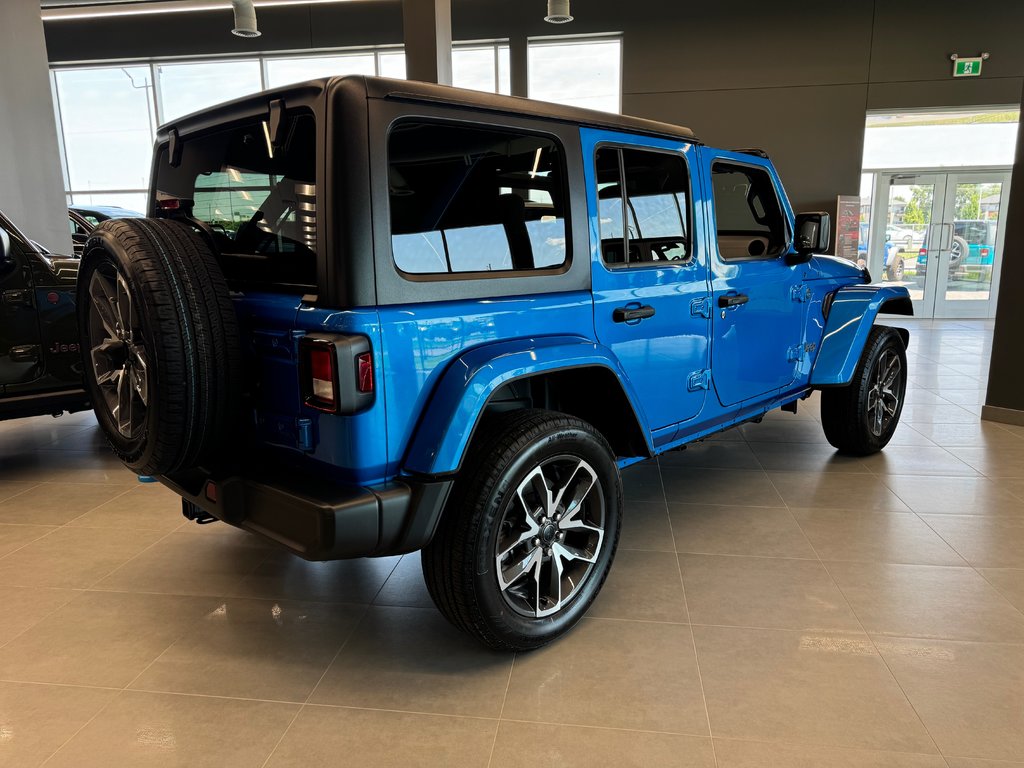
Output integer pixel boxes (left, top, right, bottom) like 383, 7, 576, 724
954, 58, 984, 77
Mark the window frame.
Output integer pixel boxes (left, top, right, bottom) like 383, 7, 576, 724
594, 142, 695, 271
384, 116, 574, 282
709, 158, 791, 263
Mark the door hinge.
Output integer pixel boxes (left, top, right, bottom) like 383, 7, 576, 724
790, 284, 812, 303
689, 296, 712, 319
787, 344, 804, 362
687, 369, 711, 391
9, 345, 40, 363
2, 289, 33, 307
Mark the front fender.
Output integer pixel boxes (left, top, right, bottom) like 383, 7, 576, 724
403, 335, 652, 476
810, 283, 912, 387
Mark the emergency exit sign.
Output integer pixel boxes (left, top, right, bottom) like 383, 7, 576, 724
954, 57, 984, 77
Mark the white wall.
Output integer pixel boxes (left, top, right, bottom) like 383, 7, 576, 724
0, 0, 71, 253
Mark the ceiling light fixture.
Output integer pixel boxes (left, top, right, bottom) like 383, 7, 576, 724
544, 0, 573, 23
231, 0, 261, 37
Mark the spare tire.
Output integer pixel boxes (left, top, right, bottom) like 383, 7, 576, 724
77, 218, 241, 476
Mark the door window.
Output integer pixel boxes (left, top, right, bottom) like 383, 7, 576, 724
711, 163, 787, 261
595, 147, 691, 267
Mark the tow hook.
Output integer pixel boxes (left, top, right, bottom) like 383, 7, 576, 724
182, 500, 219, 525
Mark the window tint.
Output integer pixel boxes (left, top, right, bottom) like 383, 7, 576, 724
388, 122, 569, 276
712, 163, 787, 260
154, 112, 317, 289
596, 146, 690, 267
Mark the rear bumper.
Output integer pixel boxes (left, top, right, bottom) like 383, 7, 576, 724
160, 464, 452, 561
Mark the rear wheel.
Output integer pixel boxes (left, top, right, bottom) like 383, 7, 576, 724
821, 326, 907, 456
78, 218, 240, 475
422, 409, 622, 651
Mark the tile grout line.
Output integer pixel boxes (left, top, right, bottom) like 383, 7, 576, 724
911, 510, 1024, 625
37, 684, 124, 767
770, 459, 954, 764
657, 455, 719, 768
259, 598, 379, 768
484, 652, 516, 768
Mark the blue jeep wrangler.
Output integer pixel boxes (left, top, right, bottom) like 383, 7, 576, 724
77, 77, 912, 650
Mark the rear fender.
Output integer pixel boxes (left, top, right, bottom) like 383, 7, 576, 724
403, 336, 652, 476
810, 284, 912, 387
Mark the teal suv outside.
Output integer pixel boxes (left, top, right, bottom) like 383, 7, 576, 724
76, 77, 912, 650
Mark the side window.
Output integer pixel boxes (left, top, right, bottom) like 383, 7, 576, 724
711, 162, 787, 261
388, 121, 569, 276
596, 146, 691, 267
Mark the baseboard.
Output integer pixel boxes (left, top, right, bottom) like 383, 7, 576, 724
981, 405, 1024, 427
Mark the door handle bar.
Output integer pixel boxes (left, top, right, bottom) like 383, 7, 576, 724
612, 305, 656, 323
718, 293, 749, 309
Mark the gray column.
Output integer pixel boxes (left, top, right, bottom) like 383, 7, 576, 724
509, 35, 528, 97
401, 0, 452, 85
982, 82, 1024, 426
0, 0, 71, 253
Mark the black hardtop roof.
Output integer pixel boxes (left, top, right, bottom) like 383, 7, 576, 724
156, 75, 700, 144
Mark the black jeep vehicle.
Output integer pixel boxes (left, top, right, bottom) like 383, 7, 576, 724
0, 209, 89, 421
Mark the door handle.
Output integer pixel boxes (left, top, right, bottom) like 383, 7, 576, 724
2, 289, 33, 307
939, 222, 953, 251
612, 305, 656, 323
718, 293, 749, 308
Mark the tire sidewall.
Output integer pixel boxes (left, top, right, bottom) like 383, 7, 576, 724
854, 330, 907, 451
78, 230, 161, 467
471, 424, 621, 645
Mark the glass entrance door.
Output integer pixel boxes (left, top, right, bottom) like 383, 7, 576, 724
868, 170, 1011, 318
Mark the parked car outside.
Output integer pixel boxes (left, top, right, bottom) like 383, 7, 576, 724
0, 209, 89, 420
76, 77, 912, 650
917, 219, 997, 277
859, 222, 905, 280
885, 225, 920, 252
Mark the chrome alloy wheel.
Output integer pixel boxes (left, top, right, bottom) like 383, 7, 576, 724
867, 348, 901, 437
87, 267, 149, 438
495, 457, 605, 618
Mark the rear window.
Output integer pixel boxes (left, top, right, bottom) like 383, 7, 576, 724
153, 110, 317, 290
387, 121, 569, 277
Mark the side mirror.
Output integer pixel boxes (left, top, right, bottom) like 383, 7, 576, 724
788, 212, 830, 264
0, 227, 16, 278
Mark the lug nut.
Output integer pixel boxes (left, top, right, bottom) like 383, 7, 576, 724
532, 538, 540, 547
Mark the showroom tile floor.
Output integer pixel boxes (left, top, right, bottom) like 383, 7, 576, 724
0, 318, 1022, 767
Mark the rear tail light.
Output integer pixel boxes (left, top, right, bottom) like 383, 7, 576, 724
981, 248, 990, 258
300, 339, 339, 412
299, 335, 374, 414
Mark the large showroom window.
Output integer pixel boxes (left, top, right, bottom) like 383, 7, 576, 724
265, 53, 377, 88
157, 59, 263, 123
528, 37, 622, 113
51, 37, 621, 214
54, 65, 157, 213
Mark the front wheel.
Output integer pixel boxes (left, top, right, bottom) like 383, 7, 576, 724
821, 326, 907, 455
421, 409, 622, 651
